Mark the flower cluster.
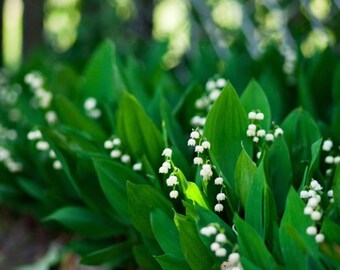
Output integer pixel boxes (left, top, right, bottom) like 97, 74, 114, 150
104, 136, 142, 171
200, 224, 243, 270
158, 147, 179, 199
191, 76, 227, 128
24, 71, 58, 126
300, 179, 326, 243
0, 73, 21, 107
24, 72, 53, 109
0, 146, 23, 173
84, 97, 102, 119
188, 129, 227, 212
27, 129, 63, 170
246, 110, 284, 159
247, 110, 284, 143
188, 130, 212, 179
0, 124, 17, 143
322, 139, 340, 176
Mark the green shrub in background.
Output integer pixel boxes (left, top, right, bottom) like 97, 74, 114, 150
0, 36, 340, 269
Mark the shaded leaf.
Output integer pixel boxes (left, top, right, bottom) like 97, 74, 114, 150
43, 206, 123, 238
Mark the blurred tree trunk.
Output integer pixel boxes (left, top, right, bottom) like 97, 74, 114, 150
0, 0, 4, 66
133, 0, 153, 40
23, 0, 44, 57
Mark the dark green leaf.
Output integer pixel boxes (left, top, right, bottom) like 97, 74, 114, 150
333, 165, 340, 214
133, 245, 162, 270
245, 160, 266, 237
93, 157, 147, 224
155, 254, 190, 270
117, 93, 164, 169
150, 209, 184, 258
234, 214, 279, 269
241, 79, 271, 129
175, 214, 214, 270
54, 96, 106, 141
234, 149, 257, 208
127, 182, 172, 238
82, 40, 126, 103
280, 188, 323, 269
268, 136, 292, 216
281, 108, 321, 187
43, 206, 123, 238
81, 241, 133, 265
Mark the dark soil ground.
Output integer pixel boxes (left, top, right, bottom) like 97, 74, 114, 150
0, 207, 107, 270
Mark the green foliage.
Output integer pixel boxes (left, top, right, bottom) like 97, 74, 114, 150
204, 83, 252, 188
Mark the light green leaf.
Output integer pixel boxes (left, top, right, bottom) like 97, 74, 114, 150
204, 82, 252, 188
185, 182, 209, 209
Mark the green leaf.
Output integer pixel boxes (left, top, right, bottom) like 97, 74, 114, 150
322, 217, 340, 245
155, 254, 190, 270
234, 214, 279, 269
280, 188, 323, 269
281, 108, 321, 187
127, 182, 172, 238
306, 139, 322, 181
82, 40, 126, 103
81, 241, 133, 265
133, 245, 162, 270
150, 209, 184, 258
54, 96, 106, 141
93, 157, 147, 224
174, 84, 204, 128
43, 206, 123, 238
17, 178, 45, 202
331, 63, 340, 140
117, 93, 164, 169
41, 128, 115, 215
161, 98, 190, 158
268, 136, 292, 216
175, 214, 214, 270
241, 79, 271, 129
194, 203, 236, 247
204, 82, 252, 188
234, 149, 257, 208
245, 160, 266, 237
185, 182, 209, 209
333, 165, 340, 214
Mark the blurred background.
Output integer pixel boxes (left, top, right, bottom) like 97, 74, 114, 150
1, 0, 340, 76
